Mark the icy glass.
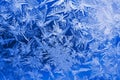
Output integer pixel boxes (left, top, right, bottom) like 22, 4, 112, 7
0, 0, 120, 80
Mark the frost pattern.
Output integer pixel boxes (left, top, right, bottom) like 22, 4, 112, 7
0, 0, 120, 80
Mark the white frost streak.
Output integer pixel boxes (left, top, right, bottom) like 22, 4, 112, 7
72, 68, 91, 74
52, 0, 64, 6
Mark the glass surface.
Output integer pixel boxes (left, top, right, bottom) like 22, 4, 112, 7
0, 0, 120, 80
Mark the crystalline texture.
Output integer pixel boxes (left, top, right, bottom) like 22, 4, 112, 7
0, 0, 120, 80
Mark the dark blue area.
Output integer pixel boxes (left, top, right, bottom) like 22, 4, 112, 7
111, 35, 120, 47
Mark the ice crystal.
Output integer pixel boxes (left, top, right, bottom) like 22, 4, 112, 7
0, 0, 120, 80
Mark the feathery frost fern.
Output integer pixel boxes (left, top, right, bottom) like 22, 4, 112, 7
0, 0, 120, 80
